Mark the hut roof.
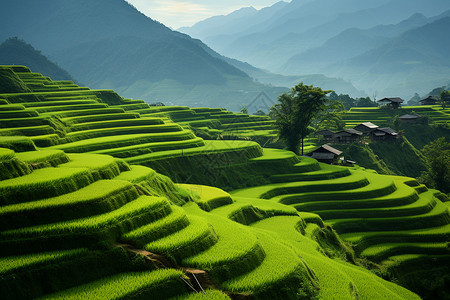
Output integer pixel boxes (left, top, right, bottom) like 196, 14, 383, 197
374, 127, 398, 136
355, 122, 379, 129
419, 96, 437, 103
341, 129, 363, 136
316, 129, 335, 136
377, 97, 404, 103
310, 144, 343, 156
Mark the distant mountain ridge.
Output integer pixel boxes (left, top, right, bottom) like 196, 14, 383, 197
0, 37, 76, 83
0, 0, 283, 110
181, 0, 450, 99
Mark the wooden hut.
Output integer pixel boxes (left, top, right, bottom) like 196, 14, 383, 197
332, 129, 363, 143
354, 122, 379, 133
308, 144, 343, 164
315, 129, 335, 141
377, 97, 404, 109
369, 127, 399, 141
419, 96, 438, 106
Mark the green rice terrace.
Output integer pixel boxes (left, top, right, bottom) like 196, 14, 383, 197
0, 65, 449, 299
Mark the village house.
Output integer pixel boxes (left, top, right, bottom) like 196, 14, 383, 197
308, 144, 343, 164
315, 129, 335, 142
332, 129, 363, 143
353, 122, 379, 133
369, 127, 400, 141
419, 96, 438, 106
377, 97, 404, 109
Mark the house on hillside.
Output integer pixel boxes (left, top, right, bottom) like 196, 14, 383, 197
308, 144, 343, 164
332, 129, 363, 143
377, 97, 404, 109
354, 122, 379, 133
315, 129, 335, 142
369, 127, 400, 141
399, 114, 421, 123
419, 96, 438, 106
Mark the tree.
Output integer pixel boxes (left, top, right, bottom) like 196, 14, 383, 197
439, 90, 450, 109
254, 110, 266, 116
270, 83, 331, 155
419, 137, 450, 194
240, 106, 248, 114
356, 97, 378, 107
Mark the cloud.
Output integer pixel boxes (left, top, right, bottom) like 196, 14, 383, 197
152, 1, 211, 17
126, 0, 283, 28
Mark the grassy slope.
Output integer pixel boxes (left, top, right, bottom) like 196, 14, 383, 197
1, 66, 448, 299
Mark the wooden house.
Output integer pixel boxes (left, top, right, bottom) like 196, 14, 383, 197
315, 129, 335, 141
377, 97, 404, 109
419, 96, 438, 106
354, 122, 379, 133
332, 129, 363, 143
369, 127, 399, 141
308, 144, 343, 164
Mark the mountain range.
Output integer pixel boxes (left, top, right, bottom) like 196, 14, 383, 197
181, 0, 450, 100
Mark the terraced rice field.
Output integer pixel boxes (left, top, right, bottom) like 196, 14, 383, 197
0, 65, 448, 299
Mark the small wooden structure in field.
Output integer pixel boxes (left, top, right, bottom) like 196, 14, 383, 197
377, 97, 404, 109
419, 96, 438, 106
354, 122, 379, 133
308, 144, 343, 164
332, 129, 363, 143
369, 127, 400, 141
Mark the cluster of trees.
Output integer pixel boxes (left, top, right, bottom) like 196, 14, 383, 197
328, 92, 377, 110
419, 137, 450, 194
270, 83, 332, 155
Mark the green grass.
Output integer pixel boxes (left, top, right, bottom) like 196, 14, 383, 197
221, 230, 313, 299
70, 117, 164, 131
64, 124, 183, 142
51, 131, 197, 153
144, 214, 218, 263
0, 196, 172, 255
0, 135, 36, 152
0, 125, 55, 137
0, 167, 94, 205
114, 165, 156, 183
0, 249, 89, 275
39, 269, 187, 300
59, 153, 123, 180
122, 205, 189, 248
61, 113, 140, 125
170, 290, 231, 300
0, 180, 139, 230
360, 242, 450, 262
231, 171, 369, 199
179, 184, 233, 211
0, 147, 15, 160
15, 149, 69, 167
182, 203, 265, 282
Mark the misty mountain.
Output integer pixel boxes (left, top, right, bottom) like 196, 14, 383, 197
0, 0, 284, 111
282, 13, 430, 75
325, 16, 450, 98
183, 0, 450, 72
0, 37, 76, 82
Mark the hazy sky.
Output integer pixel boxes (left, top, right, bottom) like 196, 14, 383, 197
126, 0, 284, 29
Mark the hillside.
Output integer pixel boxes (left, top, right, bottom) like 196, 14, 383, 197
0, 0, 283, 111
0, 65, 449, 299
0, 37, 76, 82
